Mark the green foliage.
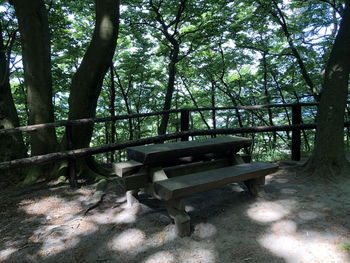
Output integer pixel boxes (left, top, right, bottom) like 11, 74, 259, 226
1, 0, 346, 162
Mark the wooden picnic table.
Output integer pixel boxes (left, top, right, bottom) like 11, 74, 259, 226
114, 136, 278, 236
126, 136, 252, 165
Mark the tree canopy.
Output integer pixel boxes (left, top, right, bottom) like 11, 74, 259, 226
1, 0, 349, 182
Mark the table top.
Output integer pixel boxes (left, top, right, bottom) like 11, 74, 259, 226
127, 136, 252, 165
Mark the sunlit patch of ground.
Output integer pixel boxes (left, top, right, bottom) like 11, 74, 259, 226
0, 162, 349, 263
247, 198, 349, 262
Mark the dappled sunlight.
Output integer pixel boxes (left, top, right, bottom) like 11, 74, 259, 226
144, 251, 176, 263
108, 225, 177, 256
297, 210, 319, 221
175, 241, 217, 263
112, 203, 139, 224
247, 199, 296, 223
110, 228, 146, 252
88, 203, 139, 225
2, 165, 349, 263
247, 166, 350, 263
328, 64, 344, 78
192, 223, 217, 239
143, 226, 177, 247
270, 220, 297, 234
20, 195, 83, 221
274, 177, 289, 184
259, 225, 349, 263
99, 16, 114, 40
280, 188, 298, 195
0, 247, 17, 262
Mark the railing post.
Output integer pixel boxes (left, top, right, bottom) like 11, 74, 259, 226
66, 124, 78, 188
180, 109, 190, 141
292, 104, 301, 161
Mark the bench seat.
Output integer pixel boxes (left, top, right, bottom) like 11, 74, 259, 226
154, 162, 278, 201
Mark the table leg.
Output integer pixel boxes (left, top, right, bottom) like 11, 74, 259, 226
244, 176, 265, 197
165, 199, 190, 237
126, 189, 139, 207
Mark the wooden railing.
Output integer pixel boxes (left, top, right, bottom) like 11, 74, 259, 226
2, 102, 349, 184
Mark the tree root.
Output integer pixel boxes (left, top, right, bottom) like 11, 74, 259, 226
303, 157, 350, 183
18, 164, 53, 187
84, 178, 108, 215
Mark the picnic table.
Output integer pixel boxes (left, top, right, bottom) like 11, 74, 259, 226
114, 136, 278, 236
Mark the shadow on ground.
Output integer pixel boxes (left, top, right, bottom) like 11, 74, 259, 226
1, 163, 349, 263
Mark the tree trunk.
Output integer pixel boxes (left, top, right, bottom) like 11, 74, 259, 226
66, 0, 119, 149
149, 0, 187, 135
306, 1, 350, 179
109, 64, 116, 162
211, 81, 216, 130
182, 76, 211, 130
0, 22, 27, 161
13, 0, 57, 156
158, 45, 179, 135
115, 69, 133, 140
261, 52, 276, 143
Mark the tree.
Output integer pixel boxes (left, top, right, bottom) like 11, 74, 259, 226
62, 0, 120, 180
66, 0, 119, 150
306, 0, 350, 179
148, 0, 186, 135
10, 0, 120, 183
257, 0, 319, 101
3, 0, 350, 181
12, 0, 58, 156
0, 20, 26, 161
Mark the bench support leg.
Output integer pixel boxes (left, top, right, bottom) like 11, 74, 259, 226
165, 199, 190, 237
126, 190, 139, 207
244, 177, 265, 197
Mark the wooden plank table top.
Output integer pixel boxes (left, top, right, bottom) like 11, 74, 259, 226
127, 136, 252, 165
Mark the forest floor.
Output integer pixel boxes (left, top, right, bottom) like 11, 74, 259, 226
0, 161, 350, 263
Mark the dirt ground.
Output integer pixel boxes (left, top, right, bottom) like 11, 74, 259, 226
1, 162, 350, 263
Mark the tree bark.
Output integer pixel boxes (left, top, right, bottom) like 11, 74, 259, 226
115, 69, 133, 140
158, 48, 179, 135
109, 64, 116, 162
181, 76, 211, 130
66, 0, 119, 149
13, 0, 57, 156
0, 22, 26, 161
306, 1, 350, 179
149, 0, 187, 135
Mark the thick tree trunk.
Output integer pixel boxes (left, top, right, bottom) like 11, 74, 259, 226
306, 1, 350, 179
0, 23, 26, 161
13, 0, 57, 156
66, 0, 119, 149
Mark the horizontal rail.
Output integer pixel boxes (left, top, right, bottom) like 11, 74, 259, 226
2, 121, 350, 171
0, 103, 319, 135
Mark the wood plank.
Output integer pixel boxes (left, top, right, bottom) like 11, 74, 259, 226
163, 158, 233, 178
154, 162, 278, 200
113, 160, 143, 177
127, 136, 252, 165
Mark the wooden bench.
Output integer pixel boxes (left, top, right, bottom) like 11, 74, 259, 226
154, 162, 278, 200
114, 136, 278, 236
